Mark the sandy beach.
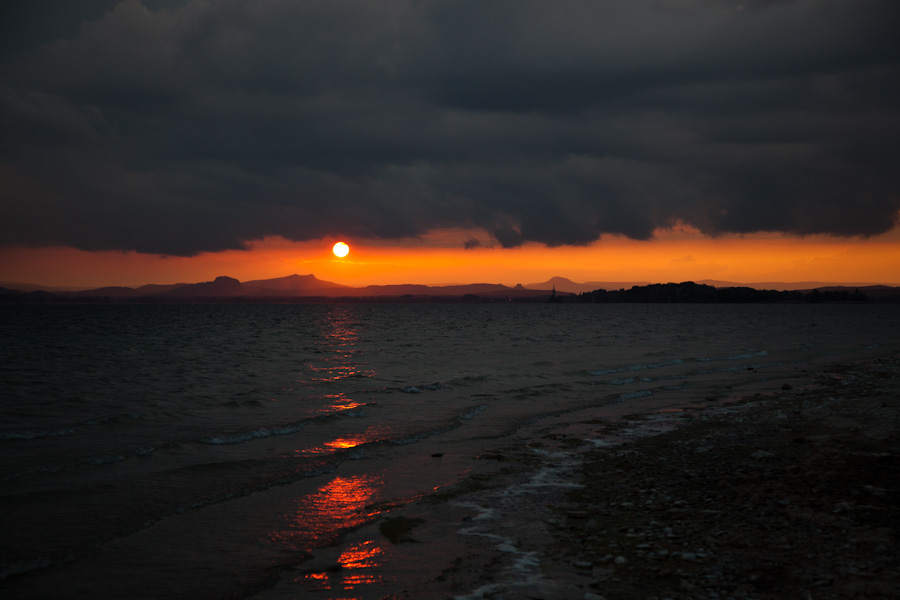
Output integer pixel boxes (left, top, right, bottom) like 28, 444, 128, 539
285, 353, 900, 600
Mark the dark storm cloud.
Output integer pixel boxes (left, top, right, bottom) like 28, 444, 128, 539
1, 0, 899, 254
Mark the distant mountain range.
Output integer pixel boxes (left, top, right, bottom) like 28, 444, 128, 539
0, 274, 559, 299
1, 274, 898, 301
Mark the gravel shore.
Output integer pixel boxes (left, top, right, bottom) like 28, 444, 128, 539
424, 355, 900, 600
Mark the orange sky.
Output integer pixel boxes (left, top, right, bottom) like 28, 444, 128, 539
2, 225, 899, 290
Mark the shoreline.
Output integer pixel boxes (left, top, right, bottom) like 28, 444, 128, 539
282, 353, 900, 599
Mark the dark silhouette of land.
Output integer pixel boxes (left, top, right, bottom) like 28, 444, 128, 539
574, 281, 877, 303
2, 276, 898, 303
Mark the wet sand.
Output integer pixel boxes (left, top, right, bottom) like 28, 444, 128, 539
265, 353, 900, 599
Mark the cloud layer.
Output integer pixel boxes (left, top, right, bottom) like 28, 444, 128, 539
2, 0, 899, 255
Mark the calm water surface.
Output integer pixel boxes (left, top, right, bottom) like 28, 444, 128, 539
2, 303, 898, 598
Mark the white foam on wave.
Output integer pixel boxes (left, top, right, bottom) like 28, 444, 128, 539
18, 446, 159, 480
458, 404, 487, 420
84, 453, 127, 465
452, 451, 585, 599
516, 460, 585, 491
455, 505, 541, 600
399, 382, 446, 394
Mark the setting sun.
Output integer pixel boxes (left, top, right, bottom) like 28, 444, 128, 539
332, 242, 350, 258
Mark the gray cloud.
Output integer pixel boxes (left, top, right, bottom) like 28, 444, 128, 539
1, 0, 898, 255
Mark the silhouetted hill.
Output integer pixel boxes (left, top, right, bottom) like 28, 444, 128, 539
243, 274, 349, 296
64, 283, 192, 297
135, 283, 189, 295
160, 276, 243, 297
0, 282, 96, 292
68, 286, 144, 297
337, 283, 548, 297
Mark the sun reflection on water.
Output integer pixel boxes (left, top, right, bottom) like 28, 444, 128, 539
270, 474, 384, 550
271, 472, 392, 595
299, 306, 377, 385
339, 539, 383, 569
303, 362, 375, 383
320, 393, 365, 413
298, 539, 387, 593
326, 436, 368, 450
296, 426, 389, 455
272, 309, 395, 595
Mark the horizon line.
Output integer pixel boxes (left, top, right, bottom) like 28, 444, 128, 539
3, 273, 899, 294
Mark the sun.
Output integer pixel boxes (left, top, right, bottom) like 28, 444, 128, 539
332, 241, 350, 258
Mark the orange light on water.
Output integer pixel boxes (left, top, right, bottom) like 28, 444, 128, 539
319, 394, 365, 413
325, 436, 368, 450
291, 511, 388, 593
269, 474, 383, 550
339, 540, 384, 570
299, 427, 386, 454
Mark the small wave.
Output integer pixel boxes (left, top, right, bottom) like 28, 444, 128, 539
619, 389, 653, 401
0, 557, 55, 581
608, 377, 637, 385
200, 422, 308, 445
590, 358, 684, 377
0, 411, 147, 441
84, 412, 143, 426
696, 361, 779, 375
398, 382, 445, 394
33, 446, 158, 476
458, 405, 487, 420
0, 427, 77, 440
84, 453, 127, 465
346, 447, 366, 460
200, 400, 373, 446
697, 350, 768, 362
387, 427, 455, 446
449, 374, 492, 385
386, 404, 487, 446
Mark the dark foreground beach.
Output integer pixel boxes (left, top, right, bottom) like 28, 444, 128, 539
282, 354, 900, 600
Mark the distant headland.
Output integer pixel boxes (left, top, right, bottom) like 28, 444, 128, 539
2, 275, 898, 304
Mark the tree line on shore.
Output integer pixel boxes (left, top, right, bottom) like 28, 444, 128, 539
573, 282, 868, 303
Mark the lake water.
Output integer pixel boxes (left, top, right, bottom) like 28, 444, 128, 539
2, 303, 898, 598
